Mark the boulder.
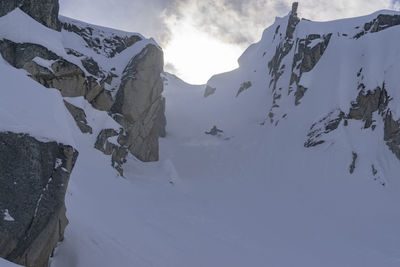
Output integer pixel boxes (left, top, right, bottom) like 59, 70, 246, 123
0, 132, 78, 267
111, 44, 164, 162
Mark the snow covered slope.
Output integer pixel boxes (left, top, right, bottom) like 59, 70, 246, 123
0, 57, 75, 145
206, 4, 400, 182
0, 258, 22, 267
52, 59, 400, 267
2, 3, 400, 267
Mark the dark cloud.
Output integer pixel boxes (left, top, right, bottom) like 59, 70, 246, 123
164, 62, 179, 74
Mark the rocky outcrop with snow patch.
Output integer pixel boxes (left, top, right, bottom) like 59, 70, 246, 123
205, 2, 400, 183
0, 2, 165, 173
0, 1, 165, 266
0, 132, 78, 267
0, 0, 60, 31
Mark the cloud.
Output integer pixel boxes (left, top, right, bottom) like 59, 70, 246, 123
164, 62, 179, 74
59, 0, 398, 83
161, 0, 395, 48
60, 0, 396, 49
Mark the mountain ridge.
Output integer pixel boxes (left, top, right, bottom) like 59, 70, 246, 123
1, 2, 400, 267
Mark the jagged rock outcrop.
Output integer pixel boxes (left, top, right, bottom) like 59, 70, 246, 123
304, 82, 400, 161
304, 109, 345, 147
236, 81, 252, 97
383, 112, 400, 159
0, 2, 165, 266
110, 44, 164, 162
0, 132, 78, 267
252, 3, 400, 165
94, 129, 128, 176
267, 2, 332, 124
0, 0, 60, 31
62, 21, 142, 58
0, 4, 166, 173
63, 100, 93, 134
291, 33, 331, 105
204, 85, 216, 97
0, 40, 88, 97
354, 14, 400, 39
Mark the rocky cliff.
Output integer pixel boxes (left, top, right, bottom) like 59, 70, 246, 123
0, 2, 165, 174
0, 1, 165, 266
0, 133, 78, 267
205, 2, 400, 180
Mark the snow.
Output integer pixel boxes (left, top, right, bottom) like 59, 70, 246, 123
0, 57, 75, 146
0, 8, 159, 93
0, 9, 65, 55
59, 15, 145, 43
32, 57, 56, 72
55, 158, 63, 169
0, 258, 22, 267
3, 209, 15, 222
63, 96, 121, 136
59, 15, 159, 93
2, 6, 400, 267
50, 69, 400, 267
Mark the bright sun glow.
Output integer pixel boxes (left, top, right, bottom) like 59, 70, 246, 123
164, 18, 243, 85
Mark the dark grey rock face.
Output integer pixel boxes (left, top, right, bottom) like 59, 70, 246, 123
348, 85, 389, 128
267, 3, 332, 124
0, 40, 59, 69
349, 152, 358, 174
305, 81, 400, 161
354, 14, 400, 39
94, 129, 128, 176
0, 1, 23, 19
0, 0, 60, 31
291, 34, 332, 105
286, 2, 300, 39
63, 100, 93, 134
204, 85, 216, 97
236, 81, 252, 97
383, 111, 400, 159
20, 0, 60, 31
304, 109, 345, 147
157, 97, 167, 138
0, 132, 78, 267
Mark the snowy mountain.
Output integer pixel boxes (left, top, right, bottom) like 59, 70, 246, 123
0, 2, 164, 266
2, 1, 400, 267
206, 3, 400, 182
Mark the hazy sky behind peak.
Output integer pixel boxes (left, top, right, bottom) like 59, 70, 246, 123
60, 0, 400, 84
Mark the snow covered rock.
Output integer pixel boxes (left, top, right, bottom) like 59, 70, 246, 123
0, 132, 78, 267
0, 2, 165, 170
0, 0, 60, 31
206, 2, 400, 174
63, 100, 93, 134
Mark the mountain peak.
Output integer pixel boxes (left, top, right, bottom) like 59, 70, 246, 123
291, 2, 299, 16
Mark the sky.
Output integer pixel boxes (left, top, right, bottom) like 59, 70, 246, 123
59, 0, 400, 84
